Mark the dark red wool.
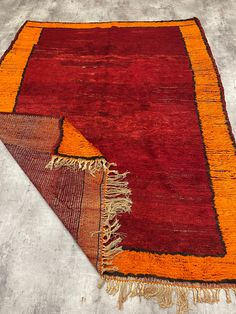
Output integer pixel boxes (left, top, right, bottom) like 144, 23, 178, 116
15, 26, 224, 256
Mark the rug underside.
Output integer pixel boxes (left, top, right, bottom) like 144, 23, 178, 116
0, 18, 236, 314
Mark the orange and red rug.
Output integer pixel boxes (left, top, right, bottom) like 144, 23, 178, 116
0, 18, 236, 313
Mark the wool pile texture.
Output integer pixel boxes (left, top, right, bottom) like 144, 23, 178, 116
0, 18, 236, 313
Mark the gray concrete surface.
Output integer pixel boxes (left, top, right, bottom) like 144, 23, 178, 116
0, 0, 236, 313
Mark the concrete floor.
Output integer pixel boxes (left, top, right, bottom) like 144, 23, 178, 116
0, 0, 236, 313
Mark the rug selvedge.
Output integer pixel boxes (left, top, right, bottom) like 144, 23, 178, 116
0, 18, 236, 314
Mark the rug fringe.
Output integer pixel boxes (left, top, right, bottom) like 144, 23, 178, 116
100, 165, 132, 273
46, 155, 133, 271
46, 155, 108, 175
100, 277, 236, 314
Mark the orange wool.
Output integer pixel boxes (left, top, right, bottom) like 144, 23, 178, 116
0, 26, 42, 112
58, 119, 103, 158
26, 20, 196, 29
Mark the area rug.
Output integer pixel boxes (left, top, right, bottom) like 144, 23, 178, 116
0, 17, 236, 313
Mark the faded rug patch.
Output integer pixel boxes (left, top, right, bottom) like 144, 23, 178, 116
0, 18, 236, 313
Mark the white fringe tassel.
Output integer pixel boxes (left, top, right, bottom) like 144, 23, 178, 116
100, 165, 132, 273
100, 277, 236, 314
46, 155, 108, 175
